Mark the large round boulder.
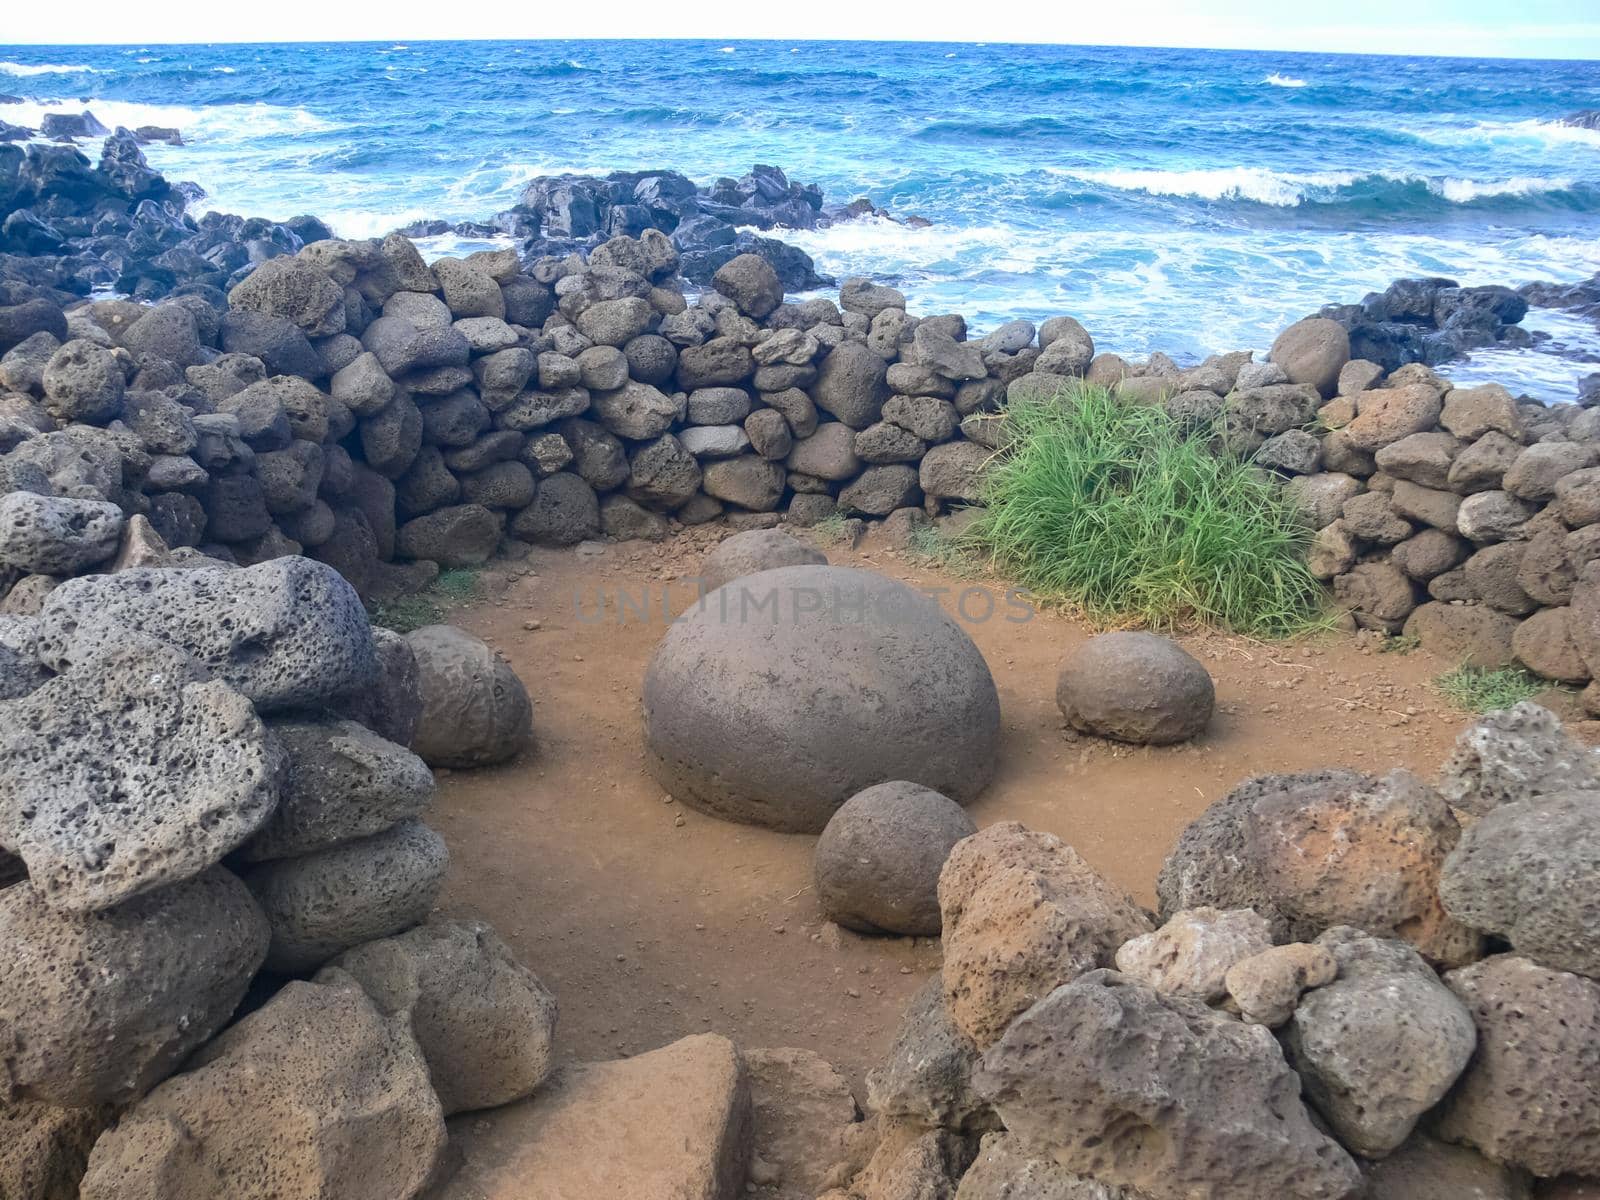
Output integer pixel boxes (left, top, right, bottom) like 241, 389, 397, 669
1270, 317, 1350, 399
814, 781, 978, 936
1055, 632, 1214, 744
698, 527, 827, 593
405, 624, 533, 768
643, 565, 1000, 832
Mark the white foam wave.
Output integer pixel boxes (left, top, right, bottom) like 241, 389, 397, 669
1264, 72, 1307, 88
1411, 117, 1600, 150
0, 61, 104, 76
1438, 175, 1576, 202
719, 46, 736, 53
1067, 166, 1363, 206
0, 97, 338, 139
212, 66, 236, 74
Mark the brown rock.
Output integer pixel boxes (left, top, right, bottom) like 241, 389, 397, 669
1332, 561, 1418, 632
938, 822, 1152, 1047
1342, 384, 1443, 452
1515, 607, 1591, 683
746, 1048, 860, 1200
1465, 542, 1538, 615
0, 1099, 111, 1200
1269, 317, 1349, 398
432, 1034, 752, 1200
1403, 601, 1519, 669
1225, 942, 1337, 1027
1363, 1133, 1530, 1200
1440, 384, 1524, 441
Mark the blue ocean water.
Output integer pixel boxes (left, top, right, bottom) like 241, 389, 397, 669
3, 40, 1599, 397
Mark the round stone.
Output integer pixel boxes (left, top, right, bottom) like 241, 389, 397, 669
698, 528, 827, 593
814, 781, 978, 936
1056, 632, 1214, 744
405, 624, 533, 769
642, 564, 1001, 833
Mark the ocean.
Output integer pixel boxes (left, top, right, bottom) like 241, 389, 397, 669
3, 40, 1599, 399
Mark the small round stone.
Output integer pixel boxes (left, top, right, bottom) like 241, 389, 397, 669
1055, 631, 1215, 744
814, 781, 978, 936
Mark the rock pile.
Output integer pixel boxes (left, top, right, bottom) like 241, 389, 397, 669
824, 701, 1600, 1198
0, 556, 554, 1200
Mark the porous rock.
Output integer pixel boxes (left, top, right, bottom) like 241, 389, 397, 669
865, 978, 993, 1132
79, 976, 446, 1200
1435, 701, 1600, 817
938, 822, 1152, 1047
1439, 788, 1600, 979
972, 970, 1361, 1200
0, 868, 268, 1107
34, 557, 377, 712
243, 819, 449, 973
242, 717, 434, 861
642, 565, 1000, 833
0, 492, 123, 574
322, 917, 556, 1116
1435, 955, 1600, 1178
1112, 906, 1273, 1002
1283, 927, 1476, 1157
1225, 942, 1337, 1027
0, 637, 283, 911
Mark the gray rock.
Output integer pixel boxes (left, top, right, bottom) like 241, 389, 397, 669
321, 917, 557, 1116
1255, 429, 1322, 474
676, 336, 755, 389
1283, 928, 1476, 1157
79, 976, 446, 1200
973, 970, 1360, 1200
955, 1133, 1141, 1200
359, 392, 423, 478
1436, 701, 1600, 816
1504, 441, 1599, 502
1440, 788, 1600, 978
244, 818, 449, 973
460, 460, 536, 511
230, 256, 346, 336
41, 340, 124, 423
839, 464, 920, 516
0, 868, 268, 1106
0, 492, 123, 574
680, 424, 752, 459
698, 528, 826, 593
701, 455, 785, 511
643, 565, 1000, 833
687, 386, 752, 425
1458, 491, 1537, 543
396, 504, 503, 568
1113, 907, 1273, 1002
1056, 632, 1214, 745
1224, 942, 1337, 1027
35, 556, 377, 712
512, 472, 601, 546
713, 253, 784, 319
436, 258, 505, 320
1361, 1133, 1530, 1200
600, 494, 668, 541
1036, 316, 1095, 376
556, 417, 627, 490
743, 407, 792, 460
406, 623, 533, 768
0, 637, 283, 912
592, 380, 682, 440
575, 296, 652, 346
866, 979, 993, 1132
811, 340, 888, 429
241, 717, 433, 862
920, 440, 993, 504
814, 781, 977, 936
1436, 955, 1600, 1178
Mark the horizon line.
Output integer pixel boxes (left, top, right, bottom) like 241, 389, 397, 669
0, 35, 1597, 65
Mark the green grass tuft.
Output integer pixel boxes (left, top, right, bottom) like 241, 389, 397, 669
810, 511, 852, 545
370, 567, 483, 634
1377, 634, 1421, 655
1434, 665, 1548, 713
969, 382, 1327, 637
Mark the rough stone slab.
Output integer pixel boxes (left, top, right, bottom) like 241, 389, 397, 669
432, 1034, 751, 1200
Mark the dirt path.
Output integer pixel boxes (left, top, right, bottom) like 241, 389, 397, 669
429, 526, 1487, 1090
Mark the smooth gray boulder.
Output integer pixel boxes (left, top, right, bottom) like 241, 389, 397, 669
34, 556, 378, 712
1439, 788, 1600, 978
697, 527, 826, 593
321, 917, 557, 1116
814, 781, 977, 936
0, 637, 283, 911
1283, 928, 1476, 1157
642, 565, 1001, 833
244, 818, 450, 973
241, 717, 435, 862
0, 868, 268, 1107
0, 492, 123, 574
1056, 632, 1215, 744
973, 970, 1361, 1200
79, 977, 446, 1200
405, 624, 533, 768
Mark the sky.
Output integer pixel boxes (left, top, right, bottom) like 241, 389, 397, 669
2, 0, 1599, 60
